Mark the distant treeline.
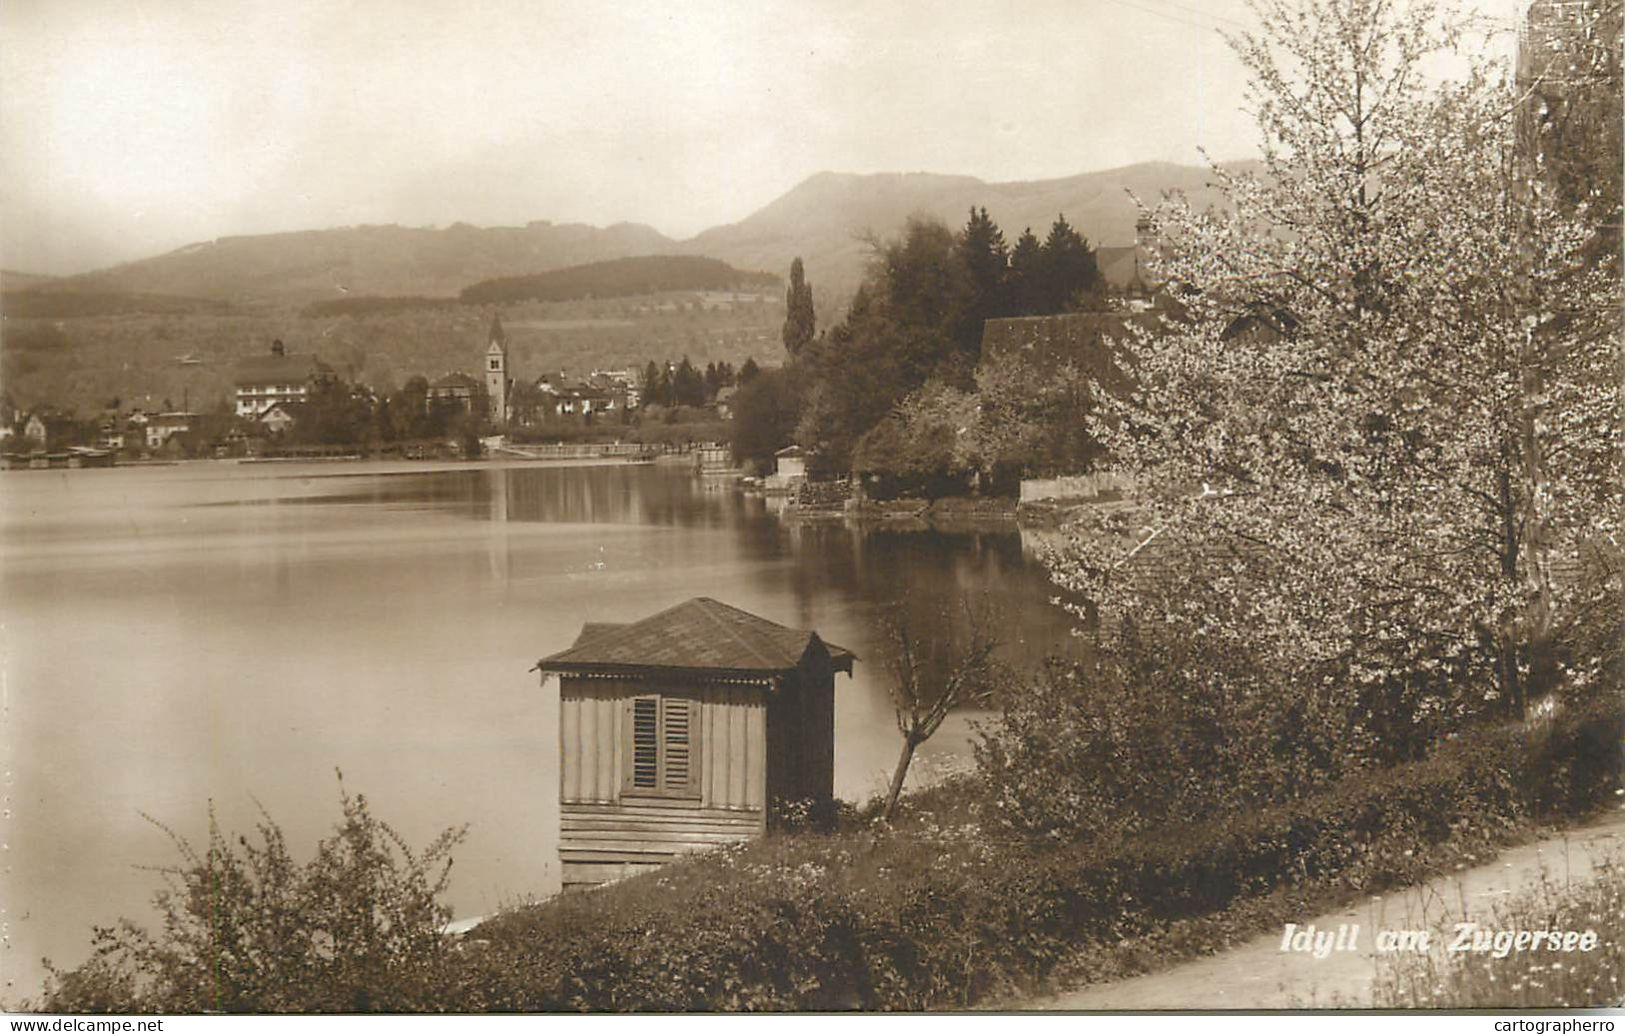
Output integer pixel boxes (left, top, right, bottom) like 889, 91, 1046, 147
459, 255, 779, 305
300, 296, 465, 318
295, 256, 782, 317
0, 290, 232, 319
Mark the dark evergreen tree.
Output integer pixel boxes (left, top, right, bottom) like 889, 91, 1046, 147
951, 206, 1012, 373
795, 219, 965, 472
1009, 227, 1044, 315
738, 357, 762, 384
642, 361, 662, 405
731, 367, 802, 470
1038, 214, 1104, 311
782, 257, 816, 357
672, 357, 705, 407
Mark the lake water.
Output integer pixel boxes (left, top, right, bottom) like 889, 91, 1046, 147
0, 460, 1078, 1002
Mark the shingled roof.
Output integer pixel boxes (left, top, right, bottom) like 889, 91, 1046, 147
430, 371, 481, 390
234, 352, 333, 387
538, 597, 855, 678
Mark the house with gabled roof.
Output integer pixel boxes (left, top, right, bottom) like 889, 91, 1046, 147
233, 339, 335, 417
536, 597, 855, 890
427, 371, 482, 413
259, 401, 306, 437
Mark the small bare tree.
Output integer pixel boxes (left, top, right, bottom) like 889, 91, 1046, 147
880, 598, 1000, 821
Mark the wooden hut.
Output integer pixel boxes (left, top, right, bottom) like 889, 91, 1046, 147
537, 597, 854, 890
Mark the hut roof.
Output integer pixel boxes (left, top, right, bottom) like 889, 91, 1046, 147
539, 597, 854, 678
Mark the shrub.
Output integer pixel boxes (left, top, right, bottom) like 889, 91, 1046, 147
42, 781, 466, 1014
975, 629, 1362, 842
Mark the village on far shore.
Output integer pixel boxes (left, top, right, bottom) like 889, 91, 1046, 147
0, 221, 1163, 519
0, 310, 678, 469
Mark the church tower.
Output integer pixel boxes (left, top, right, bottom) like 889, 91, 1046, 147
485, 313, 509, 424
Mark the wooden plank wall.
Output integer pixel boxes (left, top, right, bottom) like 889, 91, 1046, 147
558, 676, 768, 887
558, 678, 627, 804
559, 801, 764, 888
559, 677, 767, 811
701, 683, 766, 811
561, 802, 762, 859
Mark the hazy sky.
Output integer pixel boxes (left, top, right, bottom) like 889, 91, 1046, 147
2, 0, 1527, 275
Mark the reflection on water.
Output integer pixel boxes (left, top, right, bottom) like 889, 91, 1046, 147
0, 460, 1079, 1001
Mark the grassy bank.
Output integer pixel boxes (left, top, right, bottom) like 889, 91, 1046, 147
435, 696, 1621, 1012
1374, 855, 1624, 1008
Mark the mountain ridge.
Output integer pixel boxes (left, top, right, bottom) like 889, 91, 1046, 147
19, 160, 1257, 308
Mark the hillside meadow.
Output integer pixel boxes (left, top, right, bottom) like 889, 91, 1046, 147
1, 289, 788, 415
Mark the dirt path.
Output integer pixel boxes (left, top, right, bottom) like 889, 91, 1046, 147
1023, 808, 1625, 1010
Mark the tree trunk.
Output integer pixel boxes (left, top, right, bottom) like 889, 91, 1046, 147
882, 734, 921, 821
1498, 636, 1526, 721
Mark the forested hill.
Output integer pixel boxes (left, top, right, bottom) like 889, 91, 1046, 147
458, 255, 778, 306
36, 221, 680, 306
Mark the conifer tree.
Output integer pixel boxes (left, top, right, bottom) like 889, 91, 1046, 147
1037, 214, 1103, 311
782, 257, 816, 357
1008, 227, 1044, 315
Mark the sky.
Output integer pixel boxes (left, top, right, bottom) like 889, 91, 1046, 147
1, 0, 1529, 276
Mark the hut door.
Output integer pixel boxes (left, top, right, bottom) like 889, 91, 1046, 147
624, 694, 701, 799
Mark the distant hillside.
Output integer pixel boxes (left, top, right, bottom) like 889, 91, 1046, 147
24, 160, 1252, 312
1, 289, 232, 319
42, 221, 679, 306
0, 290, 787, 416
691, 160, 1258, 307
1, 269, 62, 292
460, 255, 778, 305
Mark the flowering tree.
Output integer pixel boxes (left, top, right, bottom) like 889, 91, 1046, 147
1044, 0, 1621, 753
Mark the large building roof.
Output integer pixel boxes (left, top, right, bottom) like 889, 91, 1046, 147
430, 371, 481, 390
538, 597, 855, 678
234, 353, 333, 387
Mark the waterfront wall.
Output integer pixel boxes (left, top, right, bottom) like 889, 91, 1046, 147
1019, 472, 1135, 504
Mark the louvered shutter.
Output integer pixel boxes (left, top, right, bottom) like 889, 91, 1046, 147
660, 696, 699, 796
629, 696, 659, 790
624, 694, 701, 798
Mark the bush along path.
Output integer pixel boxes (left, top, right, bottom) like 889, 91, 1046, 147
1015, 806, 1625, 1011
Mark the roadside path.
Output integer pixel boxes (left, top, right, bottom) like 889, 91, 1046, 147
1023, 808, 1625, 1010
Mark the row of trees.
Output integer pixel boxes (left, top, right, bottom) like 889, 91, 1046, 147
638, 357, 755, 410
735, 210, 1110, 478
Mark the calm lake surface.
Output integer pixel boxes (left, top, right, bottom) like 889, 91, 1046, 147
0, 460, 1077, 1000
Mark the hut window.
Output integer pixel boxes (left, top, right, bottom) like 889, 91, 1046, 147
624, 694, 700, 798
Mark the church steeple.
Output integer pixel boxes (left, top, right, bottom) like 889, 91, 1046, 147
485, 313, 509, 425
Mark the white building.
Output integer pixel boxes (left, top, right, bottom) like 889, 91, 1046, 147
232, 340, 334, 418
